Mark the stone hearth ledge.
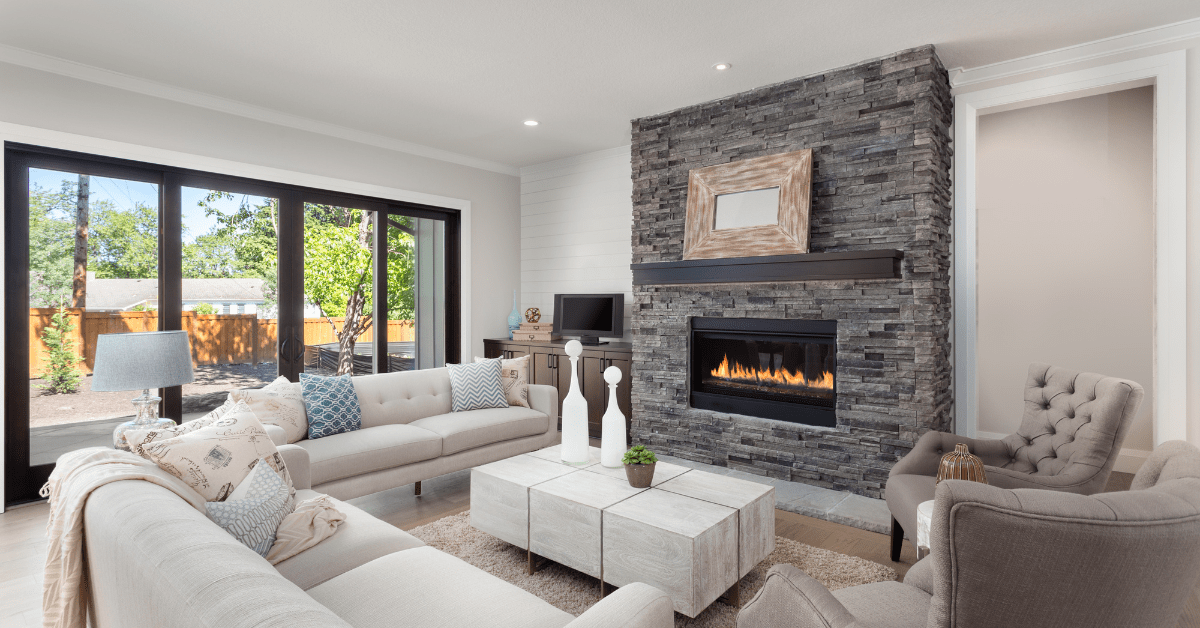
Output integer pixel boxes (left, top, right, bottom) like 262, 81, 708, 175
655, 454, 891, 534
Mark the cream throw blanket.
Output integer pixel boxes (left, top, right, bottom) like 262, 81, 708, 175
41, 447, 345, 628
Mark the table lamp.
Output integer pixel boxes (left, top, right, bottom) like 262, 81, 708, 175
91, 331, 196, 451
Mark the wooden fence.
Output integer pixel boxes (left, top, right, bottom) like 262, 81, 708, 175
28, 308, 415, 376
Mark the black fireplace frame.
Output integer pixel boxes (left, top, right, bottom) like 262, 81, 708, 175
689, 317, 837, 427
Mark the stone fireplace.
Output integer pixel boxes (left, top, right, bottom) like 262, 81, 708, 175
628, 46, 954, 498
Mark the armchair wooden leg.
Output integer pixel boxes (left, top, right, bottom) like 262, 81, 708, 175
890, 517, 904, 562
414, 481, 422, 496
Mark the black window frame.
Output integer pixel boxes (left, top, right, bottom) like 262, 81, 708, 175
4, 142, 461, 505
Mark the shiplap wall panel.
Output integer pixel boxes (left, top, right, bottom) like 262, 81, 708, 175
520, 146, 633, 339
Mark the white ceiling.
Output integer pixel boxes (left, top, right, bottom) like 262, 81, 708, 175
1, 0, 1197, 171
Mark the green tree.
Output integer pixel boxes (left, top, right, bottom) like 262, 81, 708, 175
28, 182, 77, 307
191, 302, 218, 315
37, 304, 83, 394
88, 200, 158, 278
304, 205, 414, 375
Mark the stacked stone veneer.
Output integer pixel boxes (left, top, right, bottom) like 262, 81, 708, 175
629, 46, 953, 498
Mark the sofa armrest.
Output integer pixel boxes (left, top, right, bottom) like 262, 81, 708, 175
565, 583, 673, 628
738, 564, 856, 628
278, 444, 311, 490
264, 424, 288, 446
889, 431, 1010, 479
528, 383, 559, 425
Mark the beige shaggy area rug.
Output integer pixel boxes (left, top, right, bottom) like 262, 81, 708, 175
408, 511, 896, 628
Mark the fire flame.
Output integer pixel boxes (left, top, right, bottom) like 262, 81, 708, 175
709, 354, 834, 390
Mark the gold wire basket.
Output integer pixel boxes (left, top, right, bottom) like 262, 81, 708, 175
936, 443, 988, 484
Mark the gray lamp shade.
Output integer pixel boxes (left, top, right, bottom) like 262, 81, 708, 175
90, 331, 196, 392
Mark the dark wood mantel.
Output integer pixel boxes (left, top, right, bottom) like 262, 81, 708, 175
630, 249, 903, 285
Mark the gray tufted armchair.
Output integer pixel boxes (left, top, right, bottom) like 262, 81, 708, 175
886, 362, 1143, 561
738, 441, 1200, 628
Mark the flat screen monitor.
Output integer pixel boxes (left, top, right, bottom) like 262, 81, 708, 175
553, 293, 623, 345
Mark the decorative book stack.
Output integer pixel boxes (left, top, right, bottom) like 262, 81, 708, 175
513, 321, 558, 342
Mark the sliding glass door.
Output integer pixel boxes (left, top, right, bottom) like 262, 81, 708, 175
4, 143, 459, 505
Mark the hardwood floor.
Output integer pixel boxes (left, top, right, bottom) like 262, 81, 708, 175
1, 468, 1196, 627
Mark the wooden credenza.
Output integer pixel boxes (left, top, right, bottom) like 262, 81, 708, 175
483, 338, 632, 440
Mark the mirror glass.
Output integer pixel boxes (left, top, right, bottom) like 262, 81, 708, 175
714, 187, 780, 230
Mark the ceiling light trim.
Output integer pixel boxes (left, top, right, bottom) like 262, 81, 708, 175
949, 16, 1200, 88
0, 43, 520, 176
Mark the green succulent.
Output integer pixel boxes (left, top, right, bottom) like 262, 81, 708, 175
622, 445, 658, 466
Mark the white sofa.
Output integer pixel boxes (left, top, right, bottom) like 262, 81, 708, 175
82, 445, 675, 628
271, 367, 560, 500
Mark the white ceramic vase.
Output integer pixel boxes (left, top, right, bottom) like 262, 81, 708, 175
559, 340, 590, 465
600, 365, 626, 468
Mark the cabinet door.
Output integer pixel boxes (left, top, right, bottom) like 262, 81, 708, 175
501, 346, 530, 360
581, 356, 606, 439
482, 341, 505, 359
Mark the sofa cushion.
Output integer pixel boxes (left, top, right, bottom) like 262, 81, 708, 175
410, 407, 549, 456
307, 547, 572, 628
232, 376, 308, 444
302, 373, 363, 439
273, 489, 425, 590
447, 359, 509, 412
298, 424, 442, 485
206, 457, 294, 557
353, 368, 454, 427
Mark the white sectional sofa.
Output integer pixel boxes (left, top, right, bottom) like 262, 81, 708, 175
82, 445, 674, 628
274, 367, 560, 500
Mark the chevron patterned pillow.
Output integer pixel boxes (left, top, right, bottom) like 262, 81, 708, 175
447, 359, 509, 412
206, 457, 294, 557
300, 373, 363, 439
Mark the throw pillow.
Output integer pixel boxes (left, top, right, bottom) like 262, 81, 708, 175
474, 355, 530, 408
126, 397, 242, 458
206, 457, 294, 557
126, 407, 291, 502
447, 359, 509, 412
300, 373, 362, 439
231, 376, 308, 444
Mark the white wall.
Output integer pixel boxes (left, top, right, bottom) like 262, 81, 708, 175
519, 146, 633, 339
0, 60, 522, 507
953, 26, 1200, 453
975, 88, 1155, 451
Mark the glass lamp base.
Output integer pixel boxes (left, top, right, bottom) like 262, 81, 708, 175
113, 391, 173, 452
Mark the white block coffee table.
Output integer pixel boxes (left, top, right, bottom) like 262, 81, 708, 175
470, 446, 775, 618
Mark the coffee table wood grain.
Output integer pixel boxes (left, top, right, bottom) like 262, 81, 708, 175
470, 455, 576, 550
656, 471, 776, 578
603, 488, 740, 617
529, 471, 645, 578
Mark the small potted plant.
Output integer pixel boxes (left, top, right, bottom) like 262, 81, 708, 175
622, 445, 658, 488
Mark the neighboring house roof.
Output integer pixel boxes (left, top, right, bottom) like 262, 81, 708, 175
83, 273, 264, 310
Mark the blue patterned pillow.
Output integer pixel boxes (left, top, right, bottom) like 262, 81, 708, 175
447, 360, 509, 412
206, 458, 293, 557
300, 373, 362, 439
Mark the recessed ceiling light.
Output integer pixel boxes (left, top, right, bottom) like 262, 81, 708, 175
524, 120, 539, 126
713, 62, 732, 71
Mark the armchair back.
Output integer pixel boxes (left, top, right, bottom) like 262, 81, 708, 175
998, 363, 1143, 484
927, 441, 1200, 628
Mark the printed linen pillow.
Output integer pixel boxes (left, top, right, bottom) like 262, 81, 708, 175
447, 359, 509, 412
125, 407, 291, 502
125, 396, 238, 456
300, 373, 362, 439
231, 376, 308, 444
474, 354, 530, 408
206, 457, 294, 557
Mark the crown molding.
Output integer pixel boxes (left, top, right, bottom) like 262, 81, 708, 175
949, 17, 1200, 88
0, 44, 520, 176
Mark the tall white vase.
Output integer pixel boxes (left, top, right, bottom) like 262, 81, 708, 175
560, 340, 590, 465
600, 365, 626, 468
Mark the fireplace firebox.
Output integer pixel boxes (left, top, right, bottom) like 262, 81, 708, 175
690, 318, 836, 427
